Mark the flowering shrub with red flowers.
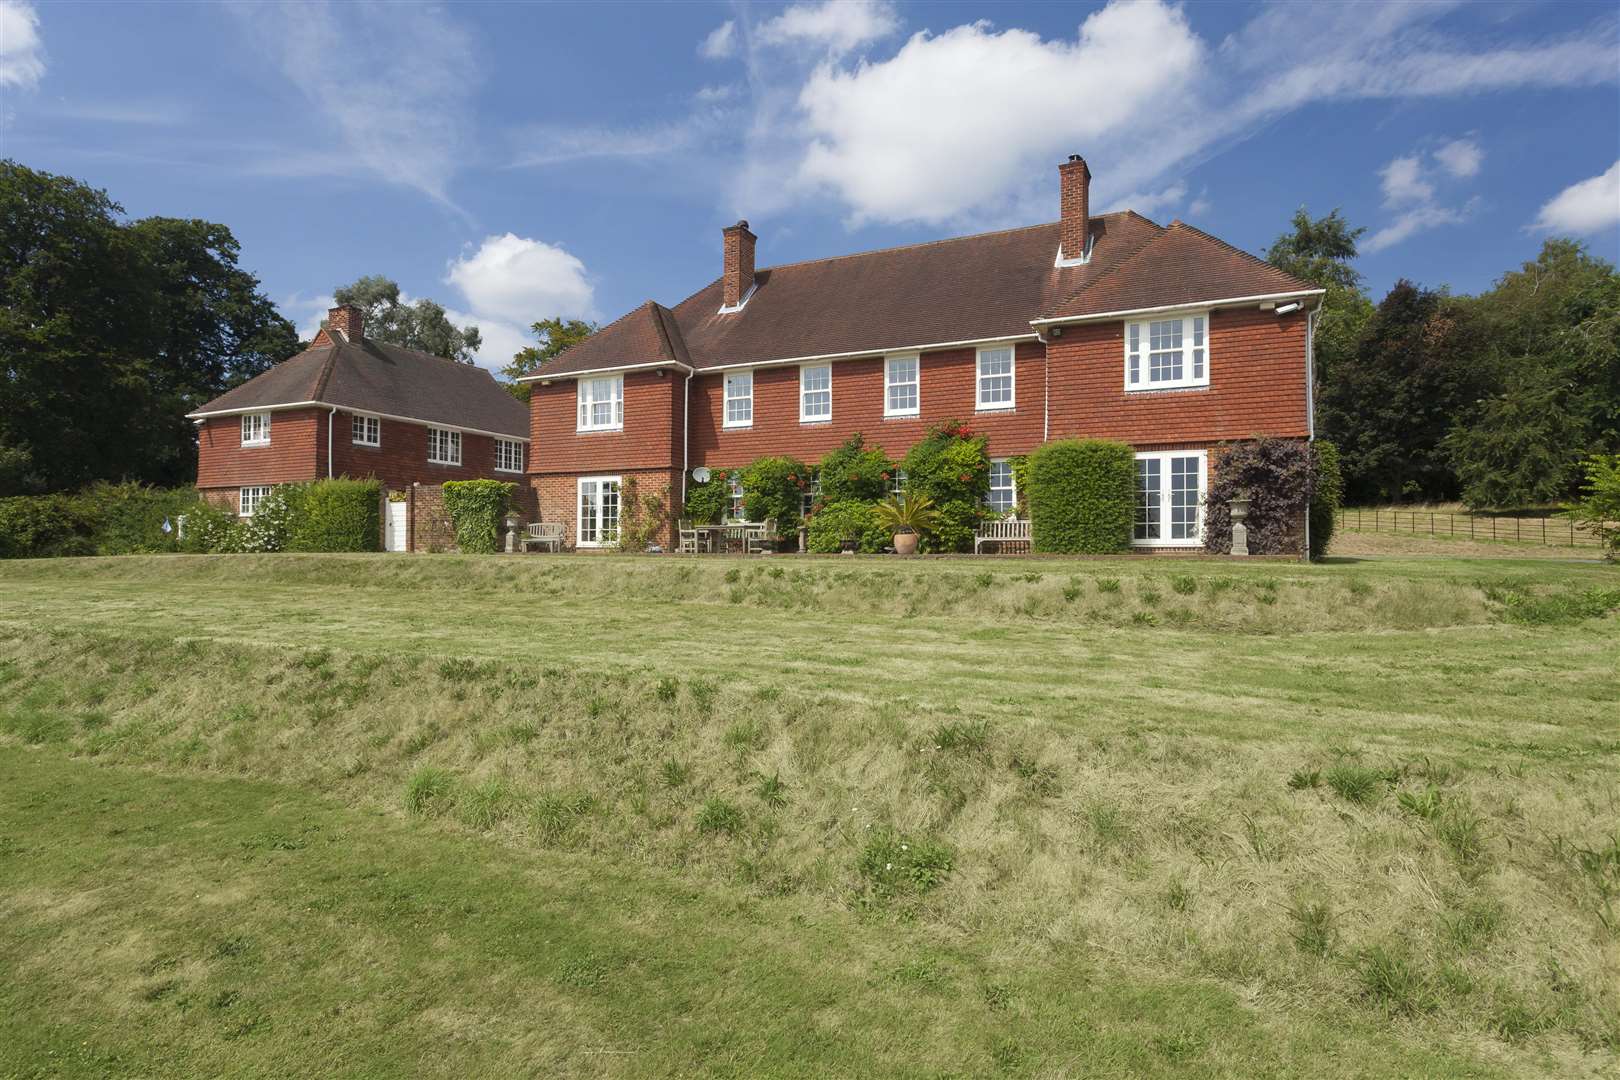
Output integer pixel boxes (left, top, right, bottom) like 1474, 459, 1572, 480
899, 420, 991, 551
817, 434, 892, 505
739, 455, 811, 536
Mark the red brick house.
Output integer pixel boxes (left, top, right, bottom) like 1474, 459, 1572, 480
188, 305, 530, 547
521, 156, 1323, 552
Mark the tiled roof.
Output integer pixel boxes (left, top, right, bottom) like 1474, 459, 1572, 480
533, 211, 1316, 379
1037, 221, 1316, 321
534, 213, 1163, 377
189, 335, 530, 438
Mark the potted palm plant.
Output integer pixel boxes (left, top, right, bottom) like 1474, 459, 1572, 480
874, 494, 938, 555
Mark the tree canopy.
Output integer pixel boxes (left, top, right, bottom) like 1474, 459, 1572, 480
330, 275, 482, 363
500, 316, 598, 401
0, 161, 298, 495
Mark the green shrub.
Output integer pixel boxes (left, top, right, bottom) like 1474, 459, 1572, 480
77, 482, 198, 555
1203, 438, 1313, 556
806, 499, 886, 553
900, 420, 990, 552
243, 485, 299, 553
1562, 453, 1620, 561
816, 434, 892, 505
1026, 439, 1135, 553
177, 498, 244, 554
740, 455, 810, 535
1309, 440, 1343, 560
440, 479, 512, 554
0, 493, 94, 558
617, 475, 672, 552
857, 828, 953, 898
285, 478, 380, 553
683, 470, 731, 524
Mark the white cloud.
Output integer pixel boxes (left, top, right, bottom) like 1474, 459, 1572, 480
446, 233, 596, 327
229, 1, 479, 209
756, 1, 899, 57
1532, 160, 1620, 234
699, 19, 737, 60
1380, 155, 1434, 206
0, 0, 45, 89
1188, 191, 1213, 218
1434, 137, 1482, 179
1364, 199, 1478, 254
796, 3, 1203, 225
1104, 182, 1187, 217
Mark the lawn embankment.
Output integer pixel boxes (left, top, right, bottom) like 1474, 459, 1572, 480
2, 553, 1618, 1077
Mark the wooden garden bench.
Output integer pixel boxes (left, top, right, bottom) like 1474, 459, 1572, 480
974, 518, 1031, 554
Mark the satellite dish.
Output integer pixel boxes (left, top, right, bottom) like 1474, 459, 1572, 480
692, 466, 712, 483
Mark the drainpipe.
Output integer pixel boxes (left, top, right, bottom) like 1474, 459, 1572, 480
328, 405, 337, 479
1033, 326, 1054, 442
1303, 306, 1319, 562
682, 370, 693, 503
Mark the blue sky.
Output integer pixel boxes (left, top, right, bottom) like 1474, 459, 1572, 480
3, 0, 1618, 369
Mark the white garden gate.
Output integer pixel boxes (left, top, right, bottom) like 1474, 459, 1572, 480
386, 500, 408, 552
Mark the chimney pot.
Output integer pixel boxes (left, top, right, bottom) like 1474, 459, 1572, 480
326, 304, 365, 342
1058, 155, 1092, 264
721, 220, 757, 310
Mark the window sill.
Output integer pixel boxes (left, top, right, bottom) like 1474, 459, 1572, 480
1125, 383, 1210, 394
798, 418, 832, 426
974, 406, 1015, 414
1131, 539, 1204, 548
722, 424, 754, 432
494, 468, 523, 474
241, 441, 270, 448
427, 460, 463, 468
352, 442, 380, 449
576, 427, 625, 435
882, 411, 920, 421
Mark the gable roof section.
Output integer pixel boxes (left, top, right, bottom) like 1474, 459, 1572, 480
1038, 221, 1319, 322
534, 212, 1165, 378
189, 336, 530, 439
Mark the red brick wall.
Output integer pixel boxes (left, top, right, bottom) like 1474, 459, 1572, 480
1046, 307, 1310, 445
197, 407, 524, 498
530, 467, 680, 550
530, 370, 682, 475
686, 341, 1047, 467
196, 408, 322, 490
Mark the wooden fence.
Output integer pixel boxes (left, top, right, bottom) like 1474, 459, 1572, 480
1336, 508, 1599, 547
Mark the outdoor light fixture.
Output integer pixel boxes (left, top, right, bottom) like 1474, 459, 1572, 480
1275, 302, 1301, 315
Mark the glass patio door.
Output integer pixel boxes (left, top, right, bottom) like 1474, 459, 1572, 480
577, 476, 621, 547
1133, 452, 1207, 547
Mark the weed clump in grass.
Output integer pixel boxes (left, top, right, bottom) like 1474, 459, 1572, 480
660, 758, 690, 788
857, 828, 953, 900
696, 797, 746, 835
755, 771, 788, 808
532, 793, 593, 846
930, 719, 989, 754
1355, 946, 1436, 1015
1170, 574, 1197, 595
1325, 763, 1388, 805
1287, 897, 1336, 956
1287, 768, 1322, 790
1095, 577, 1120, 593
457, 778, 513, 830
404, 766, 456, 816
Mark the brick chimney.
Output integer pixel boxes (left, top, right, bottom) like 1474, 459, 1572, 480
1058, 155, 1091, 264
721, 220, 756, 309
327, 304, 365, 341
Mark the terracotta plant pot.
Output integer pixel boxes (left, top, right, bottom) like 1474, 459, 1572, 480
893, 531, 919, 555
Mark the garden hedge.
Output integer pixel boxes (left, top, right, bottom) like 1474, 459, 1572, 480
0, 482, 199, 559
816, 434, 892, 505
1308, 440, 1343, 561
287, 478, 381, 553
683, 470, 730, 523
441, 479, 513, 554
740, 455, 809, 534
1026, 439, 1135, 554
899, 420, 990, 552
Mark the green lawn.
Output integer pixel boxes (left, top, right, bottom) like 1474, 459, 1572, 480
1, 552, 1617, 1077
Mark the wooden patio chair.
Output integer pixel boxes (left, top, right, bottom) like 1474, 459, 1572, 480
746, 518, 777, 555
678, 518, 700, 554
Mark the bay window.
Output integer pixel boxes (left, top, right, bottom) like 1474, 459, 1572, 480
1126, 312, 1208, 390
577, 376, 624, 431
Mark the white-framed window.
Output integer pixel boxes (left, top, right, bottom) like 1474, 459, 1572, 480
888, 468, 907, 504
427, 427, 462, 465
239, 485, 272, 517
1126, 312, 1208, 391
351, 414, 379, 446
885, 355, 919, 417
577, 476, 621, 547
495, 439, 524, 473
801, 469, 821, 518
1134, 450, 1207, 547
240, 412, 270, 446
724, 371, 753, 428
976, 345, 1015, 411
726, 474, 745, 520
577, 375, 624, 432
800, 364, 831, 423
988, 459, 1016, 515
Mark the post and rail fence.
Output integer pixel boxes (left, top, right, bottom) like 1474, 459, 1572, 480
1335, 508, 1600, 548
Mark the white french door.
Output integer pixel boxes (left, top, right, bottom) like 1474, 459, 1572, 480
577, 476, 621, 548
1133, 451, 1207, 547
